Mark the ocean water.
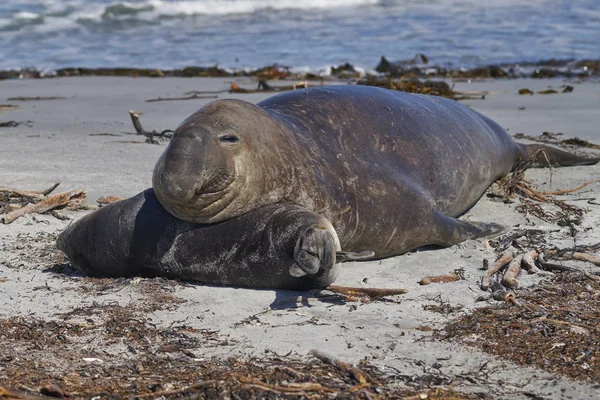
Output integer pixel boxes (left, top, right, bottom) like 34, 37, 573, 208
0, 0, 599, 72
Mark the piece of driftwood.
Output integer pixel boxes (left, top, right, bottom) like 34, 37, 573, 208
1, 190, 86, 224
554, 251, 600, 266
0, 182, 60, 201
310, 350, 371, 385
481, 248, 516, 290
144, 94, 218, 102
96, 195, 123, 205
229, 80, 313, 94
501, 255, 523, 288
490, 280, 521, 306
128, 110, 174, 143
7, 96, 66, 101
537, 253, 578, 272
133, 380, 219, 399
419, 273, 460, 285
326, 285, 408, 299
521, 250, 541, 274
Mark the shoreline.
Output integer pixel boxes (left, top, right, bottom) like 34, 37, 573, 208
1, 76, 600, 398
2, 56, 599, 81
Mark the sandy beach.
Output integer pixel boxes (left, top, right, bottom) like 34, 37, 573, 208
1, 76, 600, 399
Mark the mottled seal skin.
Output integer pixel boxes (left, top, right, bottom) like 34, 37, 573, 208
153, 85, 599, 259
56, 189, 352, 290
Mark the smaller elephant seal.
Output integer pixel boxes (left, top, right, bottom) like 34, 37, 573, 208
56, 189, 371, 290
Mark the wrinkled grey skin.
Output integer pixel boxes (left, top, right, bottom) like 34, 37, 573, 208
57, 189, 349, 290
154, 85, 599, 259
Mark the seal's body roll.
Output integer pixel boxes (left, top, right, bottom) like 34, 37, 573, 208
154, 86, 598, 259
57, 189, 343, 290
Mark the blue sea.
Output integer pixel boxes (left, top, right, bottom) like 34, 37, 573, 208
1, 0, 599, 73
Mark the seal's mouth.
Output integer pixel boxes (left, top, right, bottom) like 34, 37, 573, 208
156, 170, 243, 224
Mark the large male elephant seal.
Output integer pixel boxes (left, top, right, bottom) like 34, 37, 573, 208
57, 189, 370, 290
153, 85, 598, 273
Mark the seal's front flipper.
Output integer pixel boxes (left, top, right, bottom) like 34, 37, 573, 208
291, 225, 338, 277
430, 212, 505, 248
336, 250, 375, 262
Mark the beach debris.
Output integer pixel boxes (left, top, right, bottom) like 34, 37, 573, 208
250, 64, 289, 80
479, 227, 600, 302
145, 93, 218, 102
330, 62, 361, 79
310, 350, 371, 385
39, 382, 66, 398
500, 254, 523, 288
0, 307, 478, 400
562, 85, 574, 92
7, 96, 65, 101
419, 271, 462, 285
357, 77, 461, 99
0, 182, 60, 202
375, 54, 430, 76
0, 104, 20, 113
127, 110, 174, 143
271, 284, 408, 306
1, 189, 87, 224
553, 251, 600, 267
0, 385, 52, 399
489, 148, 600, 225
96, 195, 122, 206
440, 271, 600, 383
325, 284, 408, 301
2, 57, 599, 81
229, 80, 314, 94
0, 120, 33, 128
0, 183, 92, 224
489, 280, 521, 306
538, 89, 558, 95
481, 248, 516, 291
521, 249, 541, 273
518, 88, 533, 95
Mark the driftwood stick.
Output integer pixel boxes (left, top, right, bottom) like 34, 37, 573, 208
96, 195, 123, 205
481, 248, 516, 290
557, 251, 600, 266
309, 350, 370, 384
326, 285, 407, 299
539, 179, 600, 196
538, 253, 578, 272
134, 380, 219, 398
145, 94, 218, 102
237, 376, 333, 394
490, 281, 521, 306
128, 110, 145, 134
501, 254, 523, 288
419, 273, 460, 285
0, 182, 60, 200
1, 190, 86, 224
521, 249, 541, 273
128, 110, 173, 142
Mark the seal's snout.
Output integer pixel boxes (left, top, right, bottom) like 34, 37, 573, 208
157, 169, 197, 203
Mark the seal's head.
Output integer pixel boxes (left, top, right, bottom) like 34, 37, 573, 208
153, 99, 288, 223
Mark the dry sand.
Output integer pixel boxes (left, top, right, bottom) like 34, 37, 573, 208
1, 76, 600, 399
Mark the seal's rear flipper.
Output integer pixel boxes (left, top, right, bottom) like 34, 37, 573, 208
517, 144, 600, 167
431, 212, 506, 248
336, 250, 375, 262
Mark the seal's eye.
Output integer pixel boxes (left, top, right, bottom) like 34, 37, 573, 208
218, 133, 240, 144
